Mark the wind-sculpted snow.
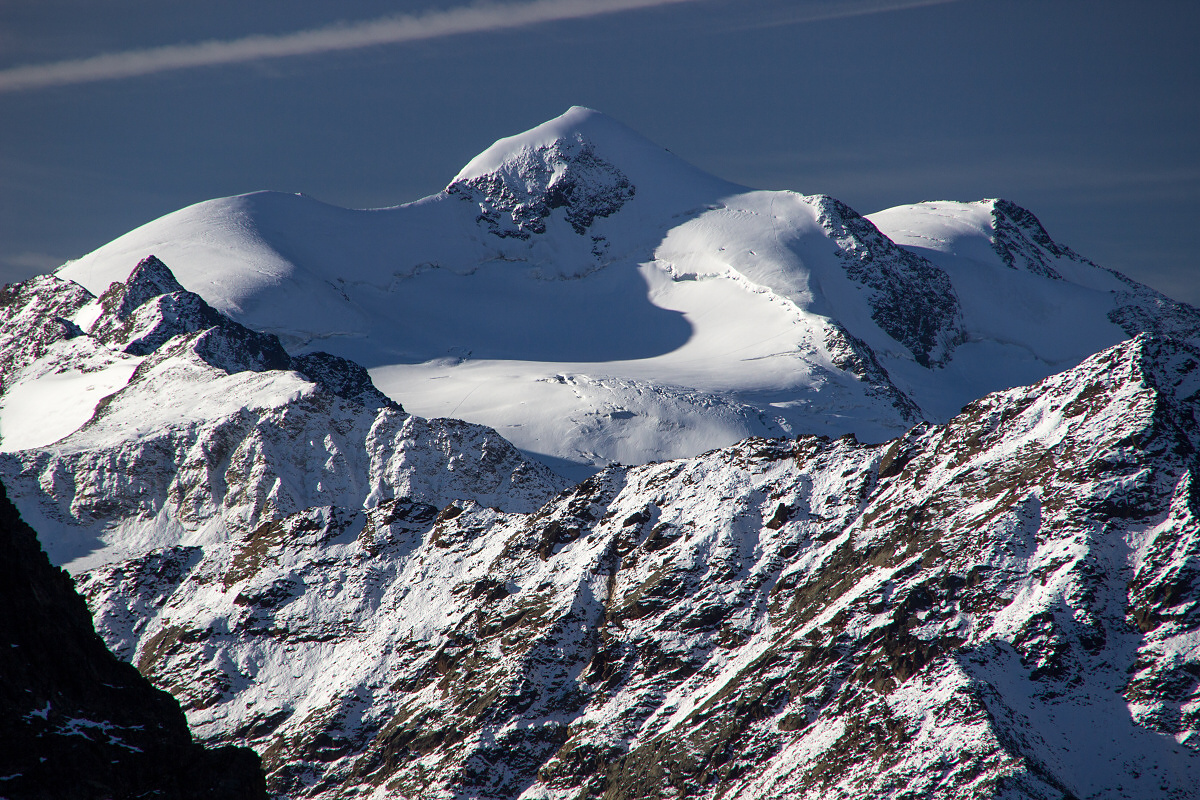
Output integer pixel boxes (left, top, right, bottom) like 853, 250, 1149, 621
46, 334, 1200, 799
0, 258, 568, 567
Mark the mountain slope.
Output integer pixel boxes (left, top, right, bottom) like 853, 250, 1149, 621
29, 332, 1199, 799
0, 256, 568, 571
50, 107, 1198, 478
868, 198, 1200, 419
5, 107, 1200, 799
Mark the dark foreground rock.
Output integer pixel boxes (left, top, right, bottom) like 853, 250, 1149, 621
0, 480, 266, 799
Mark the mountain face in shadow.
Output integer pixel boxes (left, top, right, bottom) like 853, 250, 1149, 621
0, 479, 266, 799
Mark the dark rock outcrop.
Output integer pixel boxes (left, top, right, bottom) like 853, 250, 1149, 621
0, 480, 266, 799
291, 351, 402, 412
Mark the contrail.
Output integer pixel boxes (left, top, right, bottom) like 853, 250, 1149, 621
0, 0, 703, 92
724, 0, 961, 31
0, 0, 958, 93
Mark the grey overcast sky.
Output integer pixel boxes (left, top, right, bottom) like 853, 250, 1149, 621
2, 0, 1198, 303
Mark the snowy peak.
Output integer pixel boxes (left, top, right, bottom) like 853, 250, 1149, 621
0, 257, 401, 457
868, 197, 1092, 278
448, 128, 636, 239
452, 106, 697, 185
0, 275, 93, 389
45, 110, 1200, 476
448, 106, 737, 241
98, 254, 186, 320
957, 332, 1197, 456
90, 258, 399, 409
88, 257, 291, 372
90, 259, 224, 357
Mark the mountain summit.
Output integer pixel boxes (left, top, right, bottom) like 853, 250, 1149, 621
452, 106, 730, 188
49, 110, 1200, 478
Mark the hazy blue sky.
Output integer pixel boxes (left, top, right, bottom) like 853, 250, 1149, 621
2, 0, 1198, 303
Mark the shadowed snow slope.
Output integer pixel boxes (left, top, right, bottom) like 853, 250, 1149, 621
55, 109, 1200, 478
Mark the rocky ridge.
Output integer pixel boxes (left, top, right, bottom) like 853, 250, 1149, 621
981, 199, 1200, 343
12, 328, 1197, 798
0, 256, 568, 569
809, 194, 965, 368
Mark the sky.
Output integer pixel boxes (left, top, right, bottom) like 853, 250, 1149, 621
2, 0, 1198, 304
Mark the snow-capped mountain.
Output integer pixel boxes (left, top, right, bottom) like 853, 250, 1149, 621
20, 332, 1200, 799
51, 107, 1200, 478
3, 246, 1199, 798
4, 108, 1200, 799
0, 256, 568, 571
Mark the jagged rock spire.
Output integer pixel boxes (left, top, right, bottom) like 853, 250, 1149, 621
100, 254, 186, 320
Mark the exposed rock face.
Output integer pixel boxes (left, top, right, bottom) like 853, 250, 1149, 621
41, 334, 1200, 799
448, 136, 636, 241
0, 273, 92, 391
809, 195, 966, 368
290, 351, 400, 412
822, 320, 923, 420
984, 200, 1200, 342
1108, 273, 1200, 344
989, 198, 1082, 279
0, 479, 266, 799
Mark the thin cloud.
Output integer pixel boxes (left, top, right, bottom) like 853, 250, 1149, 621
0, 0, 959, 93
726, 0, 961, 31
0, 0, 702, 92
